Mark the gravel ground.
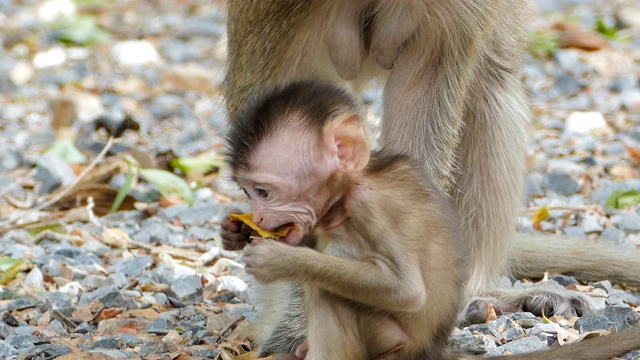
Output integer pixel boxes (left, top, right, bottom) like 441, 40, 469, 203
1, 0, 640, 359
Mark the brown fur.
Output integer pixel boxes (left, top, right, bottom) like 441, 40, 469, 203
223, 0, 640, 357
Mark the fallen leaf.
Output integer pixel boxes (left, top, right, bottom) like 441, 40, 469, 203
609, 164, 639, 180
229, 213, 294, 239
531, 205, 550, 225
484, 302, 497, 323
625, 143, 640, 163
101, 227, 131, 248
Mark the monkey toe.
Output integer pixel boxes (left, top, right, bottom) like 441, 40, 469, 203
463, 299, 490, 325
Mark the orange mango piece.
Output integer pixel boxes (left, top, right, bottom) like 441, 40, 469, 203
228, 213, 294, 239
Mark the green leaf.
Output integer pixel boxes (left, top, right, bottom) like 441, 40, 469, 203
170, 156, 225, 177
110, 168, 135, 213
0, 258, 23, 272
529, 31, 560, 58
605, 189, 640, 209
0, 260, 28, 285
618, 195, 640, 208
52, 15, 111, 47
139, 168, 195, 205
27, 222, 67, 238
44, 139, 86, 164
595, 18, 617, 39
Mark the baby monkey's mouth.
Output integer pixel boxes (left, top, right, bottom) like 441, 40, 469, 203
228, 213, 297, 240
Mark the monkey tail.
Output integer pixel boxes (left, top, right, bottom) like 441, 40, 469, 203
511, 233, 640, 287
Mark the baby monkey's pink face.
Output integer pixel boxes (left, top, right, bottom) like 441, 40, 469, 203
234, 130, 338, 246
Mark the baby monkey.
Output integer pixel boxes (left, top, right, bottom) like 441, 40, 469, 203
224, 80, 467, 359
222, 81, 640, 359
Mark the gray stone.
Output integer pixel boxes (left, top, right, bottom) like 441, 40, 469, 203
554, 50, 590, 77
609, 289, 640, 307
88, 348, 139, 358
5, 334, 38, 349
14, 325, 35, 336
610, 75, 639, 93
81, 238, 111, 258
38, 292, 73, 315
93, 337, 120, 349
549, 274, 579, 286
33, 154, 75, 194
602, 142, 627, 156
171, 274, 203, 298
133, 218, 169, 244
629, 127, 640, 142
621, 90, 640, 110
501, 325, 525, 342
146, 318, 176, 335
74, 322, 96, 334
114, 332, 142, 347
581, 214, 603, 233
529, 322, 556, 335
615, 212, 640, 234
535, 332, 557, 346
489, 336, 548, 356
0, 320, 13, 339
159, 204, 218, 226
541, 171, 579, 196
601, 227, 625, 243
449, 334, 497, 354
159, 39, 201, 63
563, 226, 586, 238
193, 348, 222, 358
556, 74, 583, 95
25, 344, 72, 358
47, 319, 67, 335
8, 297, 37, 310
574, 306, 640, 332
79, 285, 133, 308
109, 255, 153, 278
0, 145, 24, 171
621, 350, 640, 360
2, 312, 19, 326
591, 280, 613, 293
0, 341, 17, 358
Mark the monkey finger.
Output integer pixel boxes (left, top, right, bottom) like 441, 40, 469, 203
222, 239, 249, 251
221, 217, 242, 232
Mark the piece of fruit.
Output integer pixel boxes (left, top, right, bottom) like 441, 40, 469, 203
229, 213, 294, 239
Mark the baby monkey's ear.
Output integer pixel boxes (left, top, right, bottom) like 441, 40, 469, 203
324, 114, 370, 173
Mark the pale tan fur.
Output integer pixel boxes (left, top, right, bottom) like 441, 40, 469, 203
224, 0, 640, 356
236, 115, 467, 359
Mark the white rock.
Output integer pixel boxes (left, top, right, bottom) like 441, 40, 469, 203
581, 214, 603, 233
217, 275, 248, 293
59, 281, 84, 295
36, 0, 77, 23
9, 61, 34, 85
111, 40, 161, 66
33, 47, 67, 68
564, 111, 608, 135
23, 267, 45, 290
210, 257, 244, 276
66, 47, 90, 60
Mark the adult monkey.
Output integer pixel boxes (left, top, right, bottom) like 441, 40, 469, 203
224, 0, 640, 354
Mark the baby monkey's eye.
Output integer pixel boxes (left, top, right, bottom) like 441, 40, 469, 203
241, 188, 251, 199
255, 188, 270, 199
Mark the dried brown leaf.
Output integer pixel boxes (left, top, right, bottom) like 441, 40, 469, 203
122, 308, 160, 320
151, 245, 202, 262
72, 305, 94, 322
625, 143, 640, 163
101, 227, 131, 248
609, 164, 639, 180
